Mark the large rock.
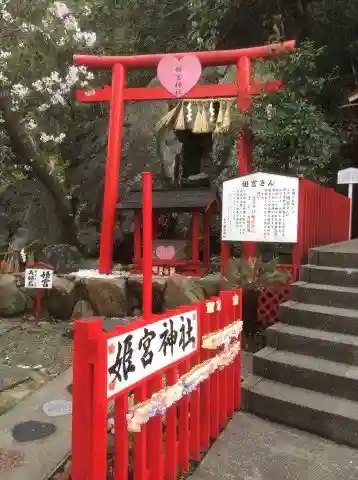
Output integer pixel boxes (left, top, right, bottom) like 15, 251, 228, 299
71, 300, 94, 321
44, 276, 77, 319
68, 78, 182, 236
127, 274, 167, 314
0, 274, 28, 316
223, 257, 240, 287
3, 179, 65, 249
0, 213, 10, 252
83, 277, 128, 317
164, 274, 205, 310
39, 244, 82, 274
197, 273, 222, 298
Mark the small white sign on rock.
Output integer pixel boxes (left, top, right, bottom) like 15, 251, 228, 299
107, 309, 198, 398
25, 268, 53, 289
222, 172, 299, 243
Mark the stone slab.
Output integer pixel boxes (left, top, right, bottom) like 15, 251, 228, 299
312, 239, 358, 253
189, 412, 358, 480
0, 367, 72, 480
0, 365, 30, 392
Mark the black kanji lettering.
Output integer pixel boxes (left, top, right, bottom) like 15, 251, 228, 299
138, 328, 156, 368
41, 270, 51, 287
159, 319, 178, 356
108, 335, 135, 382
179, 316, 195, 352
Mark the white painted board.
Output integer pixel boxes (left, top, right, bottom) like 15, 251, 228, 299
25, 268, 53, 289
337, 168, 358, 185
221, 172, 299, 243
107, 309, 198, 398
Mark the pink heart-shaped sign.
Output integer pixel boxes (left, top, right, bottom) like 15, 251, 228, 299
156, 245, 176, 260
157, 55, 202, 98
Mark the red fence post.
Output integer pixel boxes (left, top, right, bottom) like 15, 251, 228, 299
234, 289, 243, 409
114, 392, 129, 480
209, 299, 220, 440
165, 364, 179, 480
200, 300, 212, 451
72, 318, 108, 480
142, 172, 153, 320
237, 55, 256, 259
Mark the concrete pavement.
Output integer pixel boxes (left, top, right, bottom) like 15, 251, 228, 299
189, 412, 358, 480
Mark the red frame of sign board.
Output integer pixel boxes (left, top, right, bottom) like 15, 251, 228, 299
74, 40, 295, 274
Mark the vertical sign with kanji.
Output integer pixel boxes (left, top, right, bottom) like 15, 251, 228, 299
222, 172, 299, 243
25, 268, 53, 289
107, 309, 198, 397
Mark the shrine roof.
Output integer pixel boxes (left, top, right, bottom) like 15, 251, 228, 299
117, 188, 220, 212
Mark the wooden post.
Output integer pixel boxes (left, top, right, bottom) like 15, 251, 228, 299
237, 56, 256, 259
142, 172, 153, 319
203, 211, 210, 267
35, 289, 41, 324
134, 210, 142, 267
98, 63, 126, 274
192, 211, 200, 273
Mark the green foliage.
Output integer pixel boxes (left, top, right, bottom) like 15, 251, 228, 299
226, 256, 290, 292
251, 42, 340, 180
188, 0, 232, 50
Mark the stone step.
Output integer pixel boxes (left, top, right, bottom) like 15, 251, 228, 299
242, 375, 358, 448
300, 264, 358, 287
253, 348, 358, 402
291, 281, 358, 309
279, 301, 358, 335
266, 323, 358, 365
308, 247, 358, 269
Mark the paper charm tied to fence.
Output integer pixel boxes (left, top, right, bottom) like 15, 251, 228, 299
201, 320, 243, 349
125, 339, 241, 432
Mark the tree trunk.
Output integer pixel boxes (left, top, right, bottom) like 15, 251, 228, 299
0, 97, 81, 249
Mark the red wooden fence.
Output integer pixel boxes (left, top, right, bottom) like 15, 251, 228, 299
292, 177, 350, 274
71, 288, 243, 480
257, 178, 350, 328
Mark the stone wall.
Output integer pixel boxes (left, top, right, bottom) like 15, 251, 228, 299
0, 272, 223, 323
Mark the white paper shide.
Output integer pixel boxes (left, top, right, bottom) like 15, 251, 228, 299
107, 310, 198, 398
222, 172, 299, 243
25, 268, 53, 289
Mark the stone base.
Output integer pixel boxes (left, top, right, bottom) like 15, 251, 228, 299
0, 271, 223, 322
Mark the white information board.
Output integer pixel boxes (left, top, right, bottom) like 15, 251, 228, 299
337, 167, 357, 239
25, 268, 53, 289
221, 172, 299, 243
107, 309, 198, 398
337, 168, 358, 185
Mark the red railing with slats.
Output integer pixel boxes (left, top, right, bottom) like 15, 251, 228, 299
292, 177, 350, 274
71, 288, 242, 480
257, 178, 350, 328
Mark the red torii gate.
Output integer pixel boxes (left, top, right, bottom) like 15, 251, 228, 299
74, 40, 295, 274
